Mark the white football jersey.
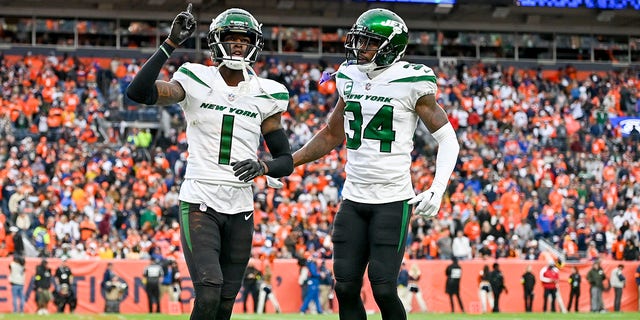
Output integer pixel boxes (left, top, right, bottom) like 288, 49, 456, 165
335, 61, 438, 204
173, 62, 288, 213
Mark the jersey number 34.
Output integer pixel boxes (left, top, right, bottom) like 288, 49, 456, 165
344, 101, 396, 153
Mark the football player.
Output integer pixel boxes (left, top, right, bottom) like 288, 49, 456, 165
126, 5, 293, 319
292, 8, 459, 320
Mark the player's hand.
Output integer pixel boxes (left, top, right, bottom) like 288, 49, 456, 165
266, 176, 284, 189
168, 3, 197, 46
231, 159, 265, 182
408, 186, 444, 217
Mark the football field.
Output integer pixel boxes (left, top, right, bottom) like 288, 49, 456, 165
1, 312, 639, 320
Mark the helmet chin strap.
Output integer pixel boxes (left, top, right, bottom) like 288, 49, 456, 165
356, 62, 377, 73
357, 61, 388, 79
219, 59, 251, 94
366, 65, 389, 79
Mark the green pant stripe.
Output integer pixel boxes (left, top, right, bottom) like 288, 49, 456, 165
397, 201, 410, 253
180, 201, 193, 252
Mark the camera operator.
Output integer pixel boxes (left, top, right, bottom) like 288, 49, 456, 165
104, 275, 128, 313
53, 257, 77, 313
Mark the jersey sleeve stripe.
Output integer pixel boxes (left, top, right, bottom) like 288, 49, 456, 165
389, 75, 437, 84
178, 66, 211, 89
256, 92, 289, 101
336, 72, 352, 80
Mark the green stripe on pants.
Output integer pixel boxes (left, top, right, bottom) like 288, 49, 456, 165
180, 201, 193, 252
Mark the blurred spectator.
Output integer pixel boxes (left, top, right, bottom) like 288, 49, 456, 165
445, 257, 464, 313
407, 263, 428, 313
452, 230, 472, 260
489, 262, 507, 313
142, 258, 163, 313
610, 264, 626, 312
8, 226, 23, 257
586, 260, 606, 313
101, 262, 116, 295
53, 256, 76, 313
241, 260, 261, 314
623, 238, 639, 261
257, 263, 282, 314
318, 259, 334, 314
539, 261, 559, 312
299, 254, 322, 315
160, 258, 180, 303
168, 259, 182, 302
9, 255, 26, 313
297, 257, 310, 308
478, 264, 494, 313
397, 261, 410, 312
104, 274, 128, 313
567, 266, 582, 312
34, 258, 53, 315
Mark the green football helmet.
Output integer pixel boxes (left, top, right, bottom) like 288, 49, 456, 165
208, 8, 264, 70
345, 8, 409, 72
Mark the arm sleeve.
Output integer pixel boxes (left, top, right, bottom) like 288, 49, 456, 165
126, 41, 174, 105
430, 122, 460, 192
262, 128, 293, 178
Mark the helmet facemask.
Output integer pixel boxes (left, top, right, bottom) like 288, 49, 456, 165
345, 29, 388, 73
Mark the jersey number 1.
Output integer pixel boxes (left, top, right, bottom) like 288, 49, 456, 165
344, 101, 396, 152
219, 115, 234, 164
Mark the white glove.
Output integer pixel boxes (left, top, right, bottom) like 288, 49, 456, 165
266, 176, 284, 189
408, 187, 444, 217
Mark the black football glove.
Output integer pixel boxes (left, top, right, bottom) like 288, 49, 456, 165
231, 159, 265, 182
168, 3, 197, 46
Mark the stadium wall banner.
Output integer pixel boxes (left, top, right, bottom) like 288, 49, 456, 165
0, 258, 637, 314
610, 116, 640, 137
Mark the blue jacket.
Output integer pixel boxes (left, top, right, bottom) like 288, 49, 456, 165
306, 260, 321, 287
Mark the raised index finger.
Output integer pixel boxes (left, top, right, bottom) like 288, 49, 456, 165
186, 3, 193, 13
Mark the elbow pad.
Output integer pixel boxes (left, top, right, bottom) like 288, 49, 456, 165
263, 129, 293, 178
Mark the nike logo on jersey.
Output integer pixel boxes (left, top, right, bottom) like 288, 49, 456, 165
244, 212, 253, 221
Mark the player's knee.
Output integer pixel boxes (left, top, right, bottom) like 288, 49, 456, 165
220, 280, 242, 299
371, 282, 399, 302
194, 285, 222, 313
335, 280, 362, 300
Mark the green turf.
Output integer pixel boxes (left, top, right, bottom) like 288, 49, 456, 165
1, 312, 639, 320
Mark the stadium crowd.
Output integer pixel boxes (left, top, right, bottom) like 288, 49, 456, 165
0, 51, 640, 268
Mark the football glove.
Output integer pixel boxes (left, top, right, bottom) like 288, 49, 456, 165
231, 159, 265, 182
168, 3, 197, 46
266, 176, 284, 189
408, 187, 444, 218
